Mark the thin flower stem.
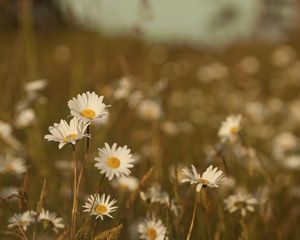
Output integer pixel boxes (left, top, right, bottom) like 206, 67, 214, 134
76, 126, 90, 201
74, 125, 90, 236
70, 144, 78, 240
186, 193, 199, 240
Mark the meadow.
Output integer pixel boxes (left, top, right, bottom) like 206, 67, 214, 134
1, 4, 300, 240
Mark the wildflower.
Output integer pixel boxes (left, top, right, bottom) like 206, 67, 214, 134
24, 79, 47, 93
282, 155, 300, 170
83, 193, 117, 220
95, 143, 135, 180
272, 131, 297, 159
218, 114, 242, 141
8, 211, 36, 231
181, 165, 224, 192
44, 118, 90, 149
224, 192, 258, 217
137, 99, 162, 121
15, 108, 35, 129
112, 176, 139, 191
0, 155, 27, 175
138, 217, 168, 240
39, 209, 65, 233
113, 77, 133, 100
68, 91, 108, 122
140, 184, 169, 204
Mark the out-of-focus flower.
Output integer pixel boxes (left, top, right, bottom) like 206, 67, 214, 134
111, 176, 139, 191
272, 131, 297, 159
83, 193, 117, 220
8, 211, 36, 231
15, 108, 36, 129
282, 155, 300, 170
271, 45, 296, 67
140, 184, 169, 204
113, 77, 133, 100
239, 56, 260, 75
0, 121, 23, 152
44, 118, 90, 149
218, 114, 242, 142
68, 91, 108, 122
224, 192, 258, 217
24, 79, 47, 93
197, 62, 229, 83
95, 143, 135, 180
137, 99, 162, 121
138, 217, 168, 240
39, 209, 65, 233
181, 165, 224, 192
0, 155, 27, 175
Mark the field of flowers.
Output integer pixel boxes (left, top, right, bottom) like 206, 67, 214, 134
1, 1, 300, 240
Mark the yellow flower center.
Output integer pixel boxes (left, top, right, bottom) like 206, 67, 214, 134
107, 157, 121, 169
230, 126, 239, 134
63, 133, 78, 143
81, 109, 96, 119
198, 178, 209, 185
147, 228, 157, 240
95, 204, 107, 214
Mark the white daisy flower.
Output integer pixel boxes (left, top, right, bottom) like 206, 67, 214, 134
113, 76, 133, 100
44, 118, 90, 149
24, 79, 47, 93
83, 193, 117, 220
112, 176, 139, 192
0, 155, 27, 175
15, 108, 36, 129
39, 209, 65, 233
283, 155, 300, 170
137, 99, 162, 121
140, 184, 169, 204
8, 211, 36, 231
224, 192, 258, 217
138, 217, 168, 240
181, 165, 224, 192
68, 91, 108, 122
218, 114, 242, 141
95, 143, 135, 180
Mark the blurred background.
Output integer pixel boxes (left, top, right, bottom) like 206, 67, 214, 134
1, 0, 300, 239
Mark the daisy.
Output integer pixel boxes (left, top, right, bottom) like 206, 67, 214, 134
0, 155, 27, 175
218, 114, 242, 141
113, 76, 133, 100
15, 108, 36, 129
68, 91, 108, 122
44, 118, 90, 149
224, 192, 258, 217
138, 217, 168, 240
112, 176, 139, 192
282, 155, 300, 170
39, 209, 65, 233
83, 193, 117, 220
95, 143, 135, 180
8, 211, 36, 231
181, 165, 224, 192
140, 184, 169, 204
137, 99, 162, 121
24, 79, 47, 93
